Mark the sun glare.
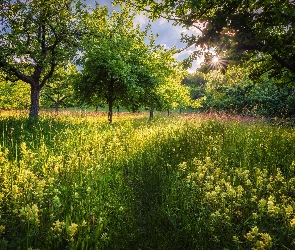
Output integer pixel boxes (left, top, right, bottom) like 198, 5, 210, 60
212, 56, 219, 63
208, 55, 227, 70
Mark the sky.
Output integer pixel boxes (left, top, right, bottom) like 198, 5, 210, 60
86, 0, 203, 73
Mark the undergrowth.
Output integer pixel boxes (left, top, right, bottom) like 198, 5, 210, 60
0, 111, 294, 249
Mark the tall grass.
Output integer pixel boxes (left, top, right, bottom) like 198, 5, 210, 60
0, 111, 294, 249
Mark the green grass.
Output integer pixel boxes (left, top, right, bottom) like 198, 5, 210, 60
0, 111, 295, 249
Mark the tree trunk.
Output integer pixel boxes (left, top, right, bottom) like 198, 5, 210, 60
117, 105, 120, 113
55, 101, 60, 114
107, 76, 115, 124
108, 99, 113, 124
55, 94, 60, 114
149, 108, 154, 121
29, 84, 40, 118
167, 110, 170, 116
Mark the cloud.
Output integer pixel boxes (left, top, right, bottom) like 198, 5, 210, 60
188, 59, 203, 73
134, 14, 149, 27
151, 19, 184, 48
175, 47, 204, 73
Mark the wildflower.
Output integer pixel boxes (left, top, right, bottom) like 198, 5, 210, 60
284, 205, 294, 217
290, 218, 295, 227
0, 193, 4, 202
101, 232, 109, 241
252, 213, 258, 219
0, 225, 5, 235
74, 192, 79, 199
0, 151, 7, 164
245, 226, 259, 241
198, 173, 205, 179
52, 195, 61, 208
275, 168, 284, 182
236, 185, 244, 198
232, 235, 240, 244
245, 226, 272, 248
256, 233, 273, 249
51, 220, 65, 233
206, 175, 214, 181
245, 179, 252, 186
81, 220, 87, 227
267, 183, 273, 191
267, 196, 281, 215
178, 162, 187, 172
251, 195, 257, 202
19, 204, 39, 224
66, 223, 78, 238
225, 183, 236, 197
48, 177, 55, 185
258, 199, 267, 212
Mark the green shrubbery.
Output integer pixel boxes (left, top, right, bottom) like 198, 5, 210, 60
0, 111, 294, 249
185, 67, 295, 118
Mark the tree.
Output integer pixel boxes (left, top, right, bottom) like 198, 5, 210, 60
42, 64, 78, 113
182, 72, 206, 100
76, 5, 188, 122
119, 0, 295, 80
155, 70, 190, 114
203, 67, 253, 113
76, 6, 148, 123
127, 45, 189, 119
0, 0, 85, 118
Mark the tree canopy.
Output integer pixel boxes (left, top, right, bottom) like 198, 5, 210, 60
119, 0, 295, 81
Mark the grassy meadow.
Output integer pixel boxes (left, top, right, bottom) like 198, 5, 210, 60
0, 110, 295, 249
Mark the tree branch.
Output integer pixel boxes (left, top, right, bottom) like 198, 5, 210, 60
40, 60, 56, 88
0, 58, 33, 84
45, 93, 56, 103
271, 54, 295, 74
234, 42, 295, 74
60, 95, 71, 102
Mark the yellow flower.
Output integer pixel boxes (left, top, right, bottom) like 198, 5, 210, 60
19, 204, 39, 224
67, 223, 78, 237
284, 205, 294, 217
51, 220, 65, 234
290, 218, 295, 227
0, 225, 5, 235
52, 195, 61, 207
0, 193, 4, 202
81, 220, 87, 227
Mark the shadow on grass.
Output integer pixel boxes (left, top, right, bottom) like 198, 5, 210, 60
104, 130, 206, 250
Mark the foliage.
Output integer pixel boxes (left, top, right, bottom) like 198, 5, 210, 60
76, 6, 189, 123
120, 0, 295, 80
191, 65, 295, 117
0, 74, 30, 110
0, 111, 295, 249
41, 64, 79, 112
245, 54, 295, 86
0, 0, 86, 117
76, 6, 154, 123
182, 72, 206, 100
